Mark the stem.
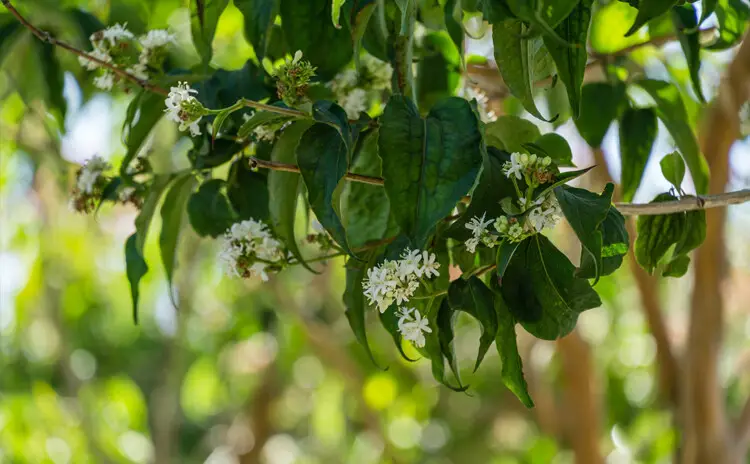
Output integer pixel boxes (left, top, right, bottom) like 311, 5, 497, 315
242, 99, 306, 118
412, 290, 447, 300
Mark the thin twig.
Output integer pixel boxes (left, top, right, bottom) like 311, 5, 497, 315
249, 156, 385, 186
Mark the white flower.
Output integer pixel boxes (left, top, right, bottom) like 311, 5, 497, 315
127, 63, 148, 80
76, 156, 110, 193
118, 186, 136, 202
398, 248, 422, 280
419, 251, 440, 278
340, 88, 368, 118
466, 213, 493, 237
78, 48, 112, 70
362, 248, 439, 314
503, 153, 524, 180
139, 29, 174, 49
253, 125, 277, 142
219, 219, 286, 281
465, 237, 480, 253
164, 82, 203, 136
93, 73, 115, 90
397, 308, 432, 348
99, 23, 134, 47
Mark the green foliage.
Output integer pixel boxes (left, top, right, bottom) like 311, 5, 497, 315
619, 107, 658, 202
576, 82, 626, 148
672, 4, 705, 102
187, 179, 237, 238
660, 151, 686, 191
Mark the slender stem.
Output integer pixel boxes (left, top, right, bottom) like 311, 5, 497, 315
412, 290, 447, 300
242, 99, 306, 118
249, 156, 385, 186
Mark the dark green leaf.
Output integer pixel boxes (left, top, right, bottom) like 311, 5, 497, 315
211, 107, 236, 141
496, 240, 521, 281
500, 235, 601, 340
436, 298, 464, 388
351, 0, 378, 70
663, 208, 705, 277
67, 8, 105, 45
418, 32, 461, 111
543, 0, 592, 118
379, 96, 483, 247
280, 0, 353, 78
39, 43, 66, 124
578, 207, 628, 278
672, 4, 705, 102
125, 234, 148, 324
297, 123, 353, 255
482, 0, 515, 23
121, 90, 165, 179
227, 158, 270, 221
484, 116, 542, 152
189, 136, 246, 170
236, 0, 278, 58
494, 292, 534, 407
707, 0, 749, 50
575, 82, 626, 147
187, 179, 237, 237
492, 20, 547, 120
634, 192, 685, 274
343, 252, 381, 366
448, 276, 499, 371
619, 107, 657, 202
269, 121, 316, 271
529, 133, 574, 167
312, 100, 354, 150
535, 166, 594, 199
625, 0, 677, 36
191, 0, 230, 64
195, 60, 271, 113
700, 0, 718, 24
159, 173, 197, 301
660, 151, 686, 191
636, 79, 710, 194
445, 0, 464, 53
237, 111, 292, 139
135, 175, 174, 253
554, 183, 613, 284
423, 297, 467, 391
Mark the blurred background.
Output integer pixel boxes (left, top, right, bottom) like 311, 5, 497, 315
3, 0, 750, 463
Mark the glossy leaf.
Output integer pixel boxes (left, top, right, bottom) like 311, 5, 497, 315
39, 43, 66, 124
634, 192, 685, 274
500, 235, 601, 340
190, 0, 230, 64
662, 209, 706, 277
312, 100, 354, 150
351, 0, 378, 70
494, 290, 534, 407
159, 173, 197, 301
484, 116, 542, 152
496, 240, 521, 281
527, 133, 574, 167
236, 0, 278, 58
237, 111, 292, 139
135, 175, 173, 253
625, 0, 677, 37
297, 123, 353, 255
661, 151, 687, 191
447, 276, 499, 371
578, 207, 629, 279
576, 83, 626, 147
619, 107, 657, 202
543, 0, 592, 118
700, 0, 718, 24
379, 96, 483, 247
227, 159, 270, 222
418, 32, 461, 111
436, 299, 464, 389
423, 297, 467, 391
332, 0, 346, 28
672, 4, 705, 102
187, 179, 237, 238
343, 252, 381, 366
636, 79, 710, 194
125, 234, 148, 324
707, 0, 750, 50
554, 183, 613, 284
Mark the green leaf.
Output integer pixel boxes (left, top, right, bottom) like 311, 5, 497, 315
187, 179, 237, 238
423, 297, 467, 391
269, 121, 316, 271
297, 123, 353, 255
700, 0, 718, 24
379, 96, 483, 247
535, 166, 594, 199
554, 183, 613, 284
418, 32, 461, 111
492, 20, 547, 121
448, 276, 499, 371
343, 252, 381, 366
575, 82, 626, 147
332, 0, 347, 27
237, 111, 292, 139
312, 100, 354, 150
280, 0, 353, 78
484, 116, 542, 152
494, 291, 534, 407
625, 0, 677, 37
135, 175, 173, 253
445, 0, 464, 54
121, 90, 164, 179
496, 240, 521, 280
619, 107, 657, 202
578, 207, 628, 278
527, 133, 574, 167
500, 235, 601, 340
707, 0, 749, 50
436, 298, 464, 389
660, 151, 686, 191
38, 43, 66, 124
672, 4, 705, 102
636, 79, 710, 194
211, 107, 237, 142
67, 8, 105, 45
159, 173, 197, 302
125, 234, 148, 324
351, 0, 378, 70
196, 60, 271, 113
189, 137, 246, 170
191, 0, 230, 64
634, 192, 685, 274
663, 209, 706, 277
236, 0, 278, 58
542, 0, 592, 118
227, 158, 270, 221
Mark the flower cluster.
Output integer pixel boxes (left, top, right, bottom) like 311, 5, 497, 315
503, 153, 554, 187
164, 82, 206, 137
328, 54, 392, 118
219, 219, 287, 281
396, 307, 432, 348
274, 51, 317, 107
70, 156, 142, 213
362, 248, 440, 313
78, 24, 174, 90
458, 86, 497, 123
241, 113, 286, 143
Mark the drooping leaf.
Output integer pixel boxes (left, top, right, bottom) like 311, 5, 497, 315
227, 158, 270, 221
634, 192, 685, 274
663, 208, 706, 277
297, 123, 353, 255
418, 32, 461, 111
492, 20, 547, 120
423, 297, 467, 391
448, 276, 499, 371
121, 90, 165, 179
542, 0, 592, 119
578, 207, 628, 278
500, 235, 601, 340
700, 0, 718, 24
672, 4, 705, 102
236, 0, 278, 58
707, 0, 750, 50
619, 107, 657, 202
38, 43, 66, 124
535, 166, 595, 199
125, 234, 148, 324
190, 0, 230, 64
379, 96, 483, 247
332, 0, 347, 27
660, 151, 686, 191
496, 240, 521, 281
269, 121, 316, 270
484, 116, 542, 152
159, 173, 197, 301
343, 251, 381, 366
311, 100, 354, 150
280, 0, 353, 78
526, 133, 574, 167
436, 298, 464, 389
575, 82, 626, 147
554, 183, 613, 284
187, 179, 237, 238
636, 79, 710, 194
135, 175, 174, 253
351, 0, 378, 70
189, 136, 246, 170
444, 0, 464, 54
624, 0, 677, 37
493, 290, 534, 407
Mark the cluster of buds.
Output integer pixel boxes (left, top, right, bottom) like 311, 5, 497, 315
219, 219, 287, 281
164, 82, 207, 137
502, 152, 555, 187
274, 51, 317, 107
328, 54, 393, 118
362, 248, 440, 314
78, 24, 174, 90
70, 156, 142, 213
